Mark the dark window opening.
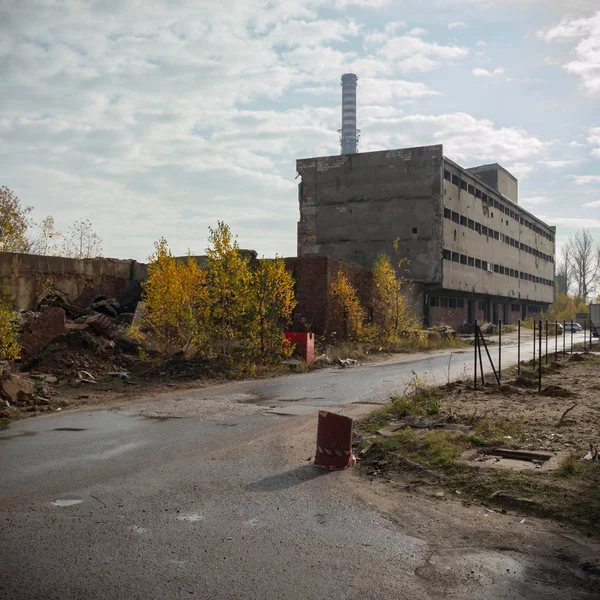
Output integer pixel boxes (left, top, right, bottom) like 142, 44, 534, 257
468, 219, 475, 230
460, 254, 467, 265
412, 227, 418, 234
443, 249, 451, 260
444, 170, 451, 181
452, 252, 459, 263
468, 256, 474, 266
444, 207, 451, 219
475, 259, 481, 268
460, 215, 467, 226
452, 174, 460, 186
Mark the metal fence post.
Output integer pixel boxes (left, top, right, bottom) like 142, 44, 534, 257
545, 320, 548, 364
584, 320, 587, 351
474, 320, 478, 390
533, 319, 537, 369
570, 320, 573, 354
538, 319, 542, 392
517, 320, 521, 375
563, 320, 566, 356
498, 320, 502, 385
555, 320, 558, 361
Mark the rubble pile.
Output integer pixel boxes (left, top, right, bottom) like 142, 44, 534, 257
19, 294, 140, 376
0, 296, 142, 420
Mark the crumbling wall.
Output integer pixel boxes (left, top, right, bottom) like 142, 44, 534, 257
296, 145, 444, 284
285, 256, 372, 336
0, 252, 148, 311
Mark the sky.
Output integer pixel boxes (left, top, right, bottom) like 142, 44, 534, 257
1, 0, 599, 261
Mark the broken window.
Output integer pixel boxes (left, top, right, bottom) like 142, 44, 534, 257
468, 184, 475, 195
475, 258, 481, 268
460, 215, 467, 226
482, 261, 488, 271
460, 254, 467, 265
468, 256, 474, 266
452, 174, 460, 186
440, 297, 449, 308
444, 170, 451, 181
475, 222, 481, 234
468, 219, 474, 230
444, 207, 451, 219
452, 211, 459, 223
452, 252, 459, 263
443, 249, 451, 260
431, 296, 439, 307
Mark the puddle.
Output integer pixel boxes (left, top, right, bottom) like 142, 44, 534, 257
0, 431, 36, 441
51, 498, 83, 507
53, 428, 86, 432
142, 414, 177, 421
176, 513, 204, 522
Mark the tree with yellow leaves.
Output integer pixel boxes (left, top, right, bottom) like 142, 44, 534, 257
0, 186, 32, 253
247, 258, 297, 362
0, 287, 20, 361
371, 253, 419, 343
327, 270, 366, 342
206, 222, 253, 361
137, 238, 209, 357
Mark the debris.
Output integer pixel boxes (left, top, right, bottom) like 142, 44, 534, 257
0, 373, 34, 404
78, 371, 97, 384
557, 403, 578, 426
109, 372, 131, 380
84, 313, 116, 338
29, 374, 58, 384
337, 357, 358, 367
377, 423, 408, 437
89, 298, 119, 318
584, 443, 599, 462
313, 353, 332, 365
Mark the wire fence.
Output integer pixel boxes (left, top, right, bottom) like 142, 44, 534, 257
473, 317, 599, 392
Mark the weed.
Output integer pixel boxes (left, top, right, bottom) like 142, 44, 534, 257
556, 454, 584, 477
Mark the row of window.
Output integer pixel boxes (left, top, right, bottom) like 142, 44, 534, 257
431, 299, 539, 312
430, 297, 465, 309
443, 208, 554, 263
443, 169, 555, 242
442, 249, 555, 287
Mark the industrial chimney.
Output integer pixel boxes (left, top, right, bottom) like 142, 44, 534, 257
339, 73, 359, 155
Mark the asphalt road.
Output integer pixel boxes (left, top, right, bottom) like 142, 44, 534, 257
1, 331, 597, 599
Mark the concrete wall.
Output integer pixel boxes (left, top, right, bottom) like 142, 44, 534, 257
297, 145, 444, 283
442, 160, 555, 305
0, 252, 148, 311
466, 163, 518, 204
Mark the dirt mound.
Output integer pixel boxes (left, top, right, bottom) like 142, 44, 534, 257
540, 385, 575, 398
27, 330, 137, 381
512, 375, 538, 389
568, 353, 586, 362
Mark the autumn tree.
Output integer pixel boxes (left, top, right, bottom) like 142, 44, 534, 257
136, 238, 209, 357
327, 271, 366, 342
29, 216, 62, 256
61, 218, 103, 259
206, 221, 252, 360
0, 186, 32, 253
247, 258, 296, 362
371, 253, 419, 343
0, 287, 20, 360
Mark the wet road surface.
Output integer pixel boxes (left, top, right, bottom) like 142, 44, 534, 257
1, 331, 597, 599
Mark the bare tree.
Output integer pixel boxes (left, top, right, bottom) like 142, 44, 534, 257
61, 218, 103, 259
566, 229, 600, 300
29, 216, 62, 256
556, 244, 573, 294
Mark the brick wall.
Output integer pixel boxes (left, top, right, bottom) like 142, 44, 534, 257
19, 307, 67, 362
284, 256, 373, 336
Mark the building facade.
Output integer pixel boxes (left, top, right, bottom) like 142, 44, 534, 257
296, 145, 556, 329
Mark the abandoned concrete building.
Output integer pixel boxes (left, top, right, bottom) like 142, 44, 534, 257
296, 144, 556, 329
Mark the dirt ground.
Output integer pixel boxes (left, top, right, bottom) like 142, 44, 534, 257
356, 350, 600, 534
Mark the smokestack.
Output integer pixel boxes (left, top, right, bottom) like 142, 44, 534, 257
339, 73, 359, 155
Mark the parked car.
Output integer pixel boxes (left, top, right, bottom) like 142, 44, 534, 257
563, 322, 583, 332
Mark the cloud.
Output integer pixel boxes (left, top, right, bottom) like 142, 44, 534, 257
359, 112, 547, 165
377, 35, 469, 72
472, 67, 505, 77
406, 27, 428, 37
475, 40, 486, 47
521, 196, 552, 205
539, 11, 600, 96
583, 200, 600, 208
588, 127, 600, 157
540, 216, 600, 229
574, 175, 600, 185
538, 160, 579, 168
448, 22, 468, 30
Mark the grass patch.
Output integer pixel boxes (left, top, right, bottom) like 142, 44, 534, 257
556, 454, 585, 477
